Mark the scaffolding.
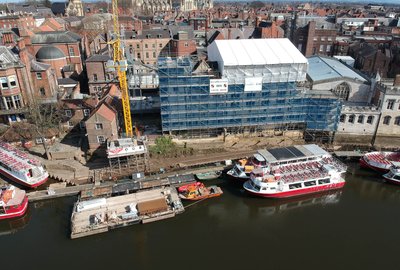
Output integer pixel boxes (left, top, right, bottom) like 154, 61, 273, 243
107, 138, 150, 178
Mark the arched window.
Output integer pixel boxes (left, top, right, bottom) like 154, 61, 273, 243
367, 116, 374, 124
348, 114, 355, 123
395, 116, 400, 126
333, 82, 351, 101
357, 115, 364, 123
383, 116, 391, 125
340, 114, 346, 123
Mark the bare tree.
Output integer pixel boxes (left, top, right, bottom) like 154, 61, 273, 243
23, 98, 62, 160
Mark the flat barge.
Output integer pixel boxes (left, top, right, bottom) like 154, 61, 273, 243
70, 187, 184, 239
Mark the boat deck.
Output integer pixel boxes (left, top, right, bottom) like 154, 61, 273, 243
71, 187, 184, 239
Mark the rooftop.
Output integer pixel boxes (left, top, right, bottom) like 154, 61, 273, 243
207, 38, 307, 66
307, 56, 368, 83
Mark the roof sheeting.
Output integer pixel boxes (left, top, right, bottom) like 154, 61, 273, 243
208, 38, 307, 66
307, 56, 367, 83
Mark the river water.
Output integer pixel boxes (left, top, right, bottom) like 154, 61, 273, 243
1, 162, 400, 270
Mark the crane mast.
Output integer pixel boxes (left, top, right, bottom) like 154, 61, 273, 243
111, 0, 133, 138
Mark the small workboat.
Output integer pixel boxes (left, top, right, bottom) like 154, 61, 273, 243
195, 171, 222, 181
383, 165, 400, 185
178, 182, 223, 201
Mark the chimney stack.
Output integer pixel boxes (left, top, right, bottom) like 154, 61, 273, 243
394, 74, 400, 86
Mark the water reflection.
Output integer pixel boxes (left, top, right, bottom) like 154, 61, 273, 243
0, 209, 31, 236
243, 190, 342, 217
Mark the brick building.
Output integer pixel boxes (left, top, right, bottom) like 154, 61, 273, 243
30, 60, 59, 102
350, 42, 391, 77
28, 31, 83, 74
166, 31, 197, 57
61, 99, 94, 132
293, 19, 337, 57
124, 29, 170, 66
0, 14, 35, 30
253, 20, 284, 39
0, 46, 32, 124
85, 102, 118, 150
86, 54, 115, 97
35, 45, 68, 78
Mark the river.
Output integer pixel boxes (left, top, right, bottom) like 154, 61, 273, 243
1, 162, 400, 270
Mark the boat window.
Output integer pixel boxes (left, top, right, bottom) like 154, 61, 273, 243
318, 179, 330, 185
251, 181, 261, 191
0, 207, 5, 214
270, 187, 276, 190
304, 181, 316, 187
394, 175, 400, 180
261, 187, 267, 191
289, 183, 302, 189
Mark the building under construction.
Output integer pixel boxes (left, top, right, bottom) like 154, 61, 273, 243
157, 38, 341, 141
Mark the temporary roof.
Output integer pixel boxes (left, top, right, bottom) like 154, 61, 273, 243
208, 38, 308, 66
257, 144, 329, 163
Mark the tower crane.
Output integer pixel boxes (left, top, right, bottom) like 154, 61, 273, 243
110, 0, 133, 138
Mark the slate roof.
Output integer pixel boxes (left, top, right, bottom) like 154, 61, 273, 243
0, 46, 22, 68
86, 55, 111, 62
36, 45, 65, 60
31, 31, 81, 44
30, 60, 51, 72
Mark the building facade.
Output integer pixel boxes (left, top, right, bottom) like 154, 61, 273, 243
86, 55, 115, 97
158, 39, 341, 140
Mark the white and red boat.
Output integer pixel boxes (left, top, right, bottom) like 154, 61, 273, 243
243, 144, 347, 198
359, 151, 400, 173
0, 141, 48, 188
382, 165, 400, 185
227, 152, 268, 182
0, 185, 28, 220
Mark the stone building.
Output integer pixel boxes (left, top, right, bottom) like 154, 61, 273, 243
307, 56, 372, 103
180, 0, 213, 11
132, 0, 172, 15
66, 0, 84, 17
373, 76, 400, 146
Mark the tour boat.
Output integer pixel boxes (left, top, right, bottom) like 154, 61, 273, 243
359, 151, 400, 173
243, 144, 347, 198
0, 141, 48, 188
0, 185, 28, 220
382, 166, 400, 185
227, 153, 268, 182
178, 182, 223, 201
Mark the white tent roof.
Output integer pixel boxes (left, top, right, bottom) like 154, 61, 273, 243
208, 38, 308, 66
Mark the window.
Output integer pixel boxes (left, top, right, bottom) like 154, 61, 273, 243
395, 117, 400, 126
137, 52, 141, 58
39, 87, 46, 96
13, 95, 21, 109
357, 115, 364, 123
152, 44, 155, 48
8, 76, 16, 88
0, 77, 8, 89
69, 47, 75, 56
387, 99, 395, 110
36, 137, 43, 144
145, 52, 149, 58
97, 135, 105, 143
312, 47, 316, 55
340, 114, 346, 123
5, 96, 12, 109
383, 116, 391, 125
67, 121, 74, 127
95, 123, 103, 130
136, 44, 140, 49
319, 44, 324, 52
159, 43, 162, 48
145, 44, 148, 49
367, 116, 374, 124
36, 72, 42, 80
65, 109, 72, 117
348, 115, 355, 123
333, 82, 351, 101
93, 74, 98, 82
326, 44, 332, 52
320, 36, 325, 41
79, 121, 85, 129
83, 109, 90, 116
153, 52, 156, 58
184, 42, 188, 47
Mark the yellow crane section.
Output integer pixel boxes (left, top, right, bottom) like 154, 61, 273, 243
111, 0, 133, 138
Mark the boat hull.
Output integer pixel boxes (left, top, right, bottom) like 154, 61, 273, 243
0, 196, 28, 220
382, 175, 400, 186
359, 157, 389, 173
179, 193, 222, 201
0, 167, 48, 188
244, 181, 345, 199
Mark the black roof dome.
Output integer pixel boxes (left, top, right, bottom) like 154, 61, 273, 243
36, 45, 65, 60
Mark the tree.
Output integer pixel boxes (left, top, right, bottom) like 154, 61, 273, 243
249, 1, 265, 9
23, 98, 62, 160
